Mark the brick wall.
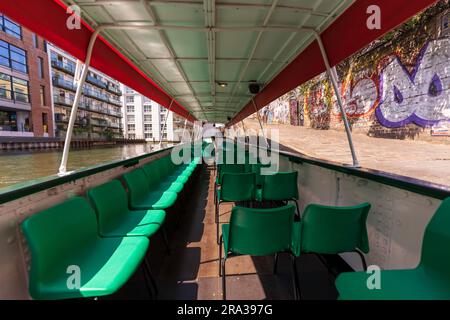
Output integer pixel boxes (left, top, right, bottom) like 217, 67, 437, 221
0, 26, 53, 137
284, 2, 450, 142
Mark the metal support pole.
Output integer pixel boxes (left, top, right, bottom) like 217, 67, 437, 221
252, 97, 269, 148
58, 28, 103, 175
181, 117, 188, 143
312, 31, 360, 167
159, 98, 175, 146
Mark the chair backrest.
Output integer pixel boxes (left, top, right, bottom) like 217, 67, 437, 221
217, 164, 246, 184
420, 197, 450, 277
220, 172, 255, 202
251, 163, 272, 186
21, 197, 98, 296
122, 168, 151, 204
300, 202, 371, 254
87, 179, 129, 231
262, 171, 298, 201
227, 205, 296, 256
142, 161, 163, 187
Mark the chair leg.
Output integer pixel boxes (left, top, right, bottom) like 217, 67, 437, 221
354, 249, 368, 271
273, 253, 279, 274
221, 257, 226, 300
216, 202, 221, 245
141, 264, 154, 299
292, 199, 301, 220
144, 257, 158, 298
290, 254, 301, 300
161, 226, 171, 255
219, 234, 223, 276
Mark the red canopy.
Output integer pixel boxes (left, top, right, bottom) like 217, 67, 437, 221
228, 0, 438, 126
0, 0, 437, 125
0, 0, 196, 122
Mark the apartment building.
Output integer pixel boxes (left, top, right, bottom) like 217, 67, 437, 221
122, 86, 191, 142
48, 44, 123, 139
0, 13, 53, 137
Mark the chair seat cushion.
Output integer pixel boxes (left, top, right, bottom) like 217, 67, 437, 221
100, 209, 166, 237
30, 237, 149, 300
159, 181, 184, 193
335, 267, 450, 300
131, 190, 177, 210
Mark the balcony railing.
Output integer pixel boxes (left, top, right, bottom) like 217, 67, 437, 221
86, 75, 107, 89
107, 83, 122, 96
52, 77, 76, 92
51, 59, 75, 75
53, 96, 122, 118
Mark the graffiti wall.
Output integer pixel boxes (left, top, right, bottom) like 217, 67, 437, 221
283, 4, 450, 140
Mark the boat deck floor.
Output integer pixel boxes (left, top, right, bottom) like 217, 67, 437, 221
108, 164, 348, 300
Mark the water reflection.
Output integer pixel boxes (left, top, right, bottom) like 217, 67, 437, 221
0, 143, 166, 189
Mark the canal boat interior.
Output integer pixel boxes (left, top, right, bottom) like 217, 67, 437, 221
1, 0, 449, 300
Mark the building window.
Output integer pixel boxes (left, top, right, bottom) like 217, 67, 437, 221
0, 40, 27, 73
33, 34, 39, 48
40, 86, 45, 106
127, 124, 135, 132
126, 105, 134, 113
127, 115, 135, 122
128, 133, 136, 139
143, 105, 151, 113
145, 133, 152, 139
144, 124, 152, 132
42, 113, 48, 133
38, 57, 44, 78
0, 72, 29, 103
126, 95, 134, 104
0, 15, 22, 40
144, 114, 152, 122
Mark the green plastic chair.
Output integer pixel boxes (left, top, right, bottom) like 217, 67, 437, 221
220, 204, 300, 300
142, 161, 184, 194
214, 163, 247, 205
21, 197, 149, 300
261, 171, 300, 215
123, 168, 177, 210
215, 172, 255, 245
282, 202, 371, 299
336, 198, 450, 300
87, 179, 166, 239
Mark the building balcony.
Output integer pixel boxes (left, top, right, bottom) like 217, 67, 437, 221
86, 75, 107, 89
53, 96, 123, 119
107, 84, 122, 96
108, 96, 123, 107
52, 77, 76, 92
51, 59, 75, 75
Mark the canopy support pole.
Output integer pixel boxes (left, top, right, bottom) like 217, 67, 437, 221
181, 111, 190, 143
251, 98, 269, 148
58, 28, 103, 175
159, 98, 175, 146
312, 31, 360, 168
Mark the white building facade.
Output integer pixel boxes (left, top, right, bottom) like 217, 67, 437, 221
122, 86, 189, 142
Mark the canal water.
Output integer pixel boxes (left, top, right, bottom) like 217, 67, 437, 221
0, 144, 158, 189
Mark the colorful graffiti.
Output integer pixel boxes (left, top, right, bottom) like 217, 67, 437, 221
301, 38, 450, 129
377, 38, 450, 127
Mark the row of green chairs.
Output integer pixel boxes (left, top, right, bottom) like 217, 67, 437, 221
219, 202, 371, 300
22, 195, 156, 300
215, 169, 299, 244
22, 151, 201, 300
